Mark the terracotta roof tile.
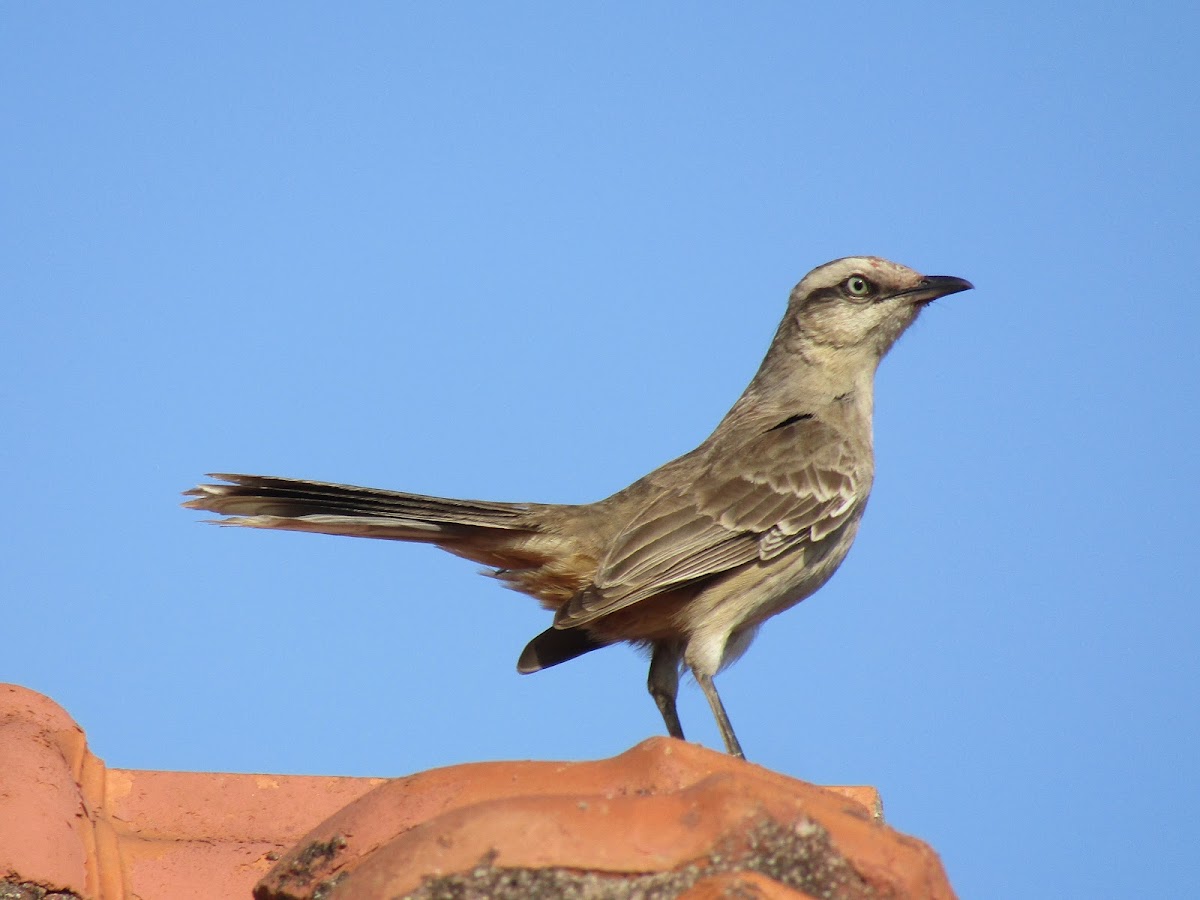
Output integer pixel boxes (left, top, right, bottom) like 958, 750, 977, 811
0, 684, 954, 900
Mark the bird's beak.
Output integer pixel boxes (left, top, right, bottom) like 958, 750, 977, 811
895, 275, 974, 305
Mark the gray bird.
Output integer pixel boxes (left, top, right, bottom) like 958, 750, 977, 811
185, 256, 972, 758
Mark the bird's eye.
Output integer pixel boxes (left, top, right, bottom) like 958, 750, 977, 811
843, 275, 874, 299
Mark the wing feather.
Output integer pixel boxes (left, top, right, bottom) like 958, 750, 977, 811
555, 416, 868, 627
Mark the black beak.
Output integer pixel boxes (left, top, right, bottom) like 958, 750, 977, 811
895, 274, 974, 305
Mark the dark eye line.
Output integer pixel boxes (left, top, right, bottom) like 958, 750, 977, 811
808, 286, 843, 305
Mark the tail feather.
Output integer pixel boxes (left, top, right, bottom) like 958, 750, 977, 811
184, 473, 597, 609
186, 473, 531, 522
183, 473, 539, 542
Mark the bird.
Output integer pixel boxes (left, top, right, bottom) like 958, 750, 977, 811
184, 256, 972, 759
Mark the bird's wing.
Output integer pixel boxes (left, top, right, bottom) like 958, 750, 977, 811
555, 416, 867, 628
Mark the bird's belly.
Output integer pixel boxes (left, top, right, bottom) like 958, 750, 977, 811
694, 516, 863, 633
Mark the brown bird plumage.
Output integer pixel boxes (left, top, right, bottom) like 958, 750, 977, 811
185, 256, 973, 758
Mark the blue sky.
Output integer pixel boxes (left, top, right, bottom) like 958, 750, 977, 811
3, 4, 1197, 897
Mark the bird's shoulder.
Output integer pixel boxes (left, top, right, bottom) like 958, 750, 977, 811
691, 407, 870, 543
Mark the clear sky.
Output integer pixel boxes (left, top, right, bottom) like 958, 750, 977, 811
3, 4, 1197, 897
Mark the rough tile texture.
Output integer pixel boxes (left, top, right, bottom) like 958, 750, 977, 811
254, 741, 951, 900
0, 684, 954, 900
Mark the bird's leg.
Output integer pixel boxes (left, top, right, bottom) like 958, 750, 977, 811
694, 671, 745, 759
647, 642, 685, 740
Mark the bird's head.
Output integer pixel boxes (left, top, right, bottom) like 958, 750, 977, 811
788, 256, 973, 361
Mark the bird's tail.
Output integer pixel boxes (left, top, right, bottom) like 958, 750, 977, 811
185, 472, 604, 622
183, 473, 547, 551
